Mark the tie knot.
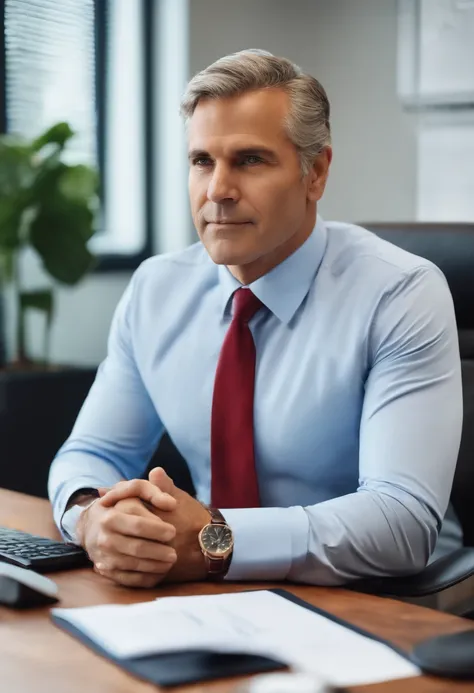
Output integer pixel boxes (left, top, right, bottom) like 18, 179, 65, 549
232, 288, 263, 323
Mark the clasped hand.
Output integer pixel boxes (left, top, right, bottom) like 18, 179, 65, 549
77, 467, 210, 588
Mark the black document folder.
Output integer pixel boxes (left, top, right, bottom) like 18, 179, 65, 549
51, 588, 410, 687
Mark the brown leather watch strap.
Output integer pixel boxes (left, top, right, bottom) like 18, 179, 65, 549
208, 507, 227, 525
207, 556, 226, 576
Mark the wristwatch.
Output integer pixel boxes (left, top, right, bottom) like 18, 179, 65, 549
198, 507, 234, 580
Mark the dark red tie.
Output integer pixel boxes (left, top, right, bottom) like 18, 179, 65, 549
211, 288, 263, 508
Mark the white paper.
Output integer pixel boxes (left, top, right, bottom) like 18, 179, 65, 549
52, 590, 420, 687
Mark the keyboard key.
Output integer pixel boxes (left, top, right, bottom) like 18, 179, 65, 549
0, 527, 90, 573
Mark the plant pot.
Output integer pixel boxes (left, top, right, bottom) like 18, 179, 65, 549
0, 366, 97, 498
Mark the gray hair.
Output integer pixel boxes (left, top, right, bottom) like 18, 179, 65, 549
180, 49, 331, 176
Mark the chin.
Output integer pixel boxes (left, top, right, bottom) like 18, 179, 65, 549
204, 239, 259, 267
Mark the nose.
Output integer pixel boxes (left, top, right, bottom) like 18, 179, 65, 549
207, 163, 239, 204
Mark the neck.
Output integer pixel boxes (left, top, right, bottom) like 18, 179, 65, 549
227, 213, 316, 285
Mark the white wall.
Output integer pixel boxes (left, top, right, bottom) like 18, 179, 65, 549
12, 0, 417, 367
188, 0, 418, 223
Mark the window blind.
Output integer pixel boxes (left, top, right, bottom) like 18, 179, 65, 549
4, 0, 97, 167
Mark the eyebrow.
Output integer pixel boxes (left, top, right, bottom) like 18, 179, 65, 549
188, 147, 278, 161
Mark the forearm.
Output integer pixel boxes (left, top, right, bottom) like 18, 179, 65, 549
223, 487, 438, 585
290, 486, 438, 585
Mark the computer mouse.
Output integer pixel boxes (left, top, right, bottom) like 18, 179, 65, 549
411, 629, 474, 679
0, 562, 59, 608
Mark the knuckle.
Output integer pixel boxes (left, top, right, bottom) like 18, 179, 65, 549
105, 556, 120, 570
112, 572, 129, 586
143, 560, 161, 573
97, 532, 113, 551
141, 574, 160, 588
134, 539, 149, 556
154, 546, 170, 563
113, 480, 136, 497
117, 498, 140, 514
129, 557, 142, 571
162, 523, 176, 541
129, 516, 144, 535
101, 510, 116, 530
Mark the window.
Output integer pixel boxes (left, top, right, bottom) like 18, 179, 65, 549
398, 0, 474, 222
1, 0, 153, 268
417, 110, 474, 222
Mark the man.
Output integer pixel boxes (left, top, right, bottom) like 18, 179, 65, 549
49, 49, 463, 589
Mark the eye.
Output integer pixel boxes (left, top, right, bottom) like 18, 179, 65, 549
192, 156, 213, 167
241, 155, 263, 165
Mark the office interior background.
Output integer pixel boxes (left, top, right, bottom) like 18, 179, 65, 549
4, 3, 474, 674
0, 0, 472, 368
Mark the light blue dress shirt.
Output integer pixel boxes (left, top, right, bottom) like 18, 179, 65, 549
49, 217, 463, 585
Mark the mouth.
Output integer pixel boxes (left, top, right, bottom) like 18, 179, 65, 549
206, 220, 252, 226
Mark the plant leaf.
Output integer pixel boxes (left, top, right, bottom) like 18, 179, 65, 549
0, 199, 23, 249
32, 122, 75, 152
0, 139, 36, 195
58, 164, 99, 202
30, 160, 67, 203
29, 206, 97, 284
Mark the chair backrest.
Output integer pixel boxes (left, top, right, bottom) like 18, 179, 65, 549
363, 223, 474, 546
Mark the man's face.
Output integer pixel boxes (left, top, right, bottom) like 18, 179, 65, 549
187, 88, 330, 282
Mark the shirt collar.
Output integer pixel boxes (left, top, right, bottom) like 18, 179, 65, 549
217, 215, 328, 324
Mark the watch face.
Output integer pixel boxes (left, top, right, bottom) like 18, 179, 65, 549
200, 524, 233, 555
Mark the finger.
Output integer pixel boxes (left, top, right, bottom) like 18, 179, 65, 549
104, 510, 176, 543
97, 487, 110, 497
99, 479, 177, 510
96, 553, 176, 574
97, 568, 165, 589
148, 467, 175, 496
96, 530, 177, 562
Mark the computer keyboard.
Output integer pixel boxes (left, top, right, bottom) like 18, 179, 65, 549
0, 527, 90, 572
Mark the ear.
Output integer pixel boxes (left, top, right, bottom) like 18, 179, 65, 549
306, 146, 332, 202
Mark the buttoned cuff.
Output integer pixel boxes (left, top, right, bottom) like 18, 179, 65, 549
49, 461, 125, 537
221, 506, 309, 581
61, 504, 88, 544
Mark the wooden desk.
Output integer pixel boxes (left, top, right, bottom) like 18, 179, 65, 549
1, 489, 474, 693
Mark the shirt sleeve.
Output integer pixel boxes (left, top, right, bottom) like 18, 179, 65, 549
224, 266, 463, 584
48, 268, 164, 537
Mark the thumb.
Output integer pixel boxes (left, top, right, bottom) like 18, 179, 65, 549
148, 466, 176, 496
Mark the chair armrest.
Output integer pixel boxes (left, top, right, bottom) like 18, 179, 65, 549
348, 548, 474, 598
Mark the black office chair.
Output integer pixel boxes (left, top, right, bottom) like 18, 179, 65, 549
144, 433, 196, 497
350, 223, 474, 615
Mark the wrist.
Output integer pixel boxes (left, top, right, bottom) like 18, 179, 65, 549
65, 488, 100, 511
74, 497, 99, 547
187, 502, 212, 580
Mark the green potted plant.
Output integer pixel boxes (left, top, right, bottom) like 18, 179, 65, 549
0, 122, 99, 497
